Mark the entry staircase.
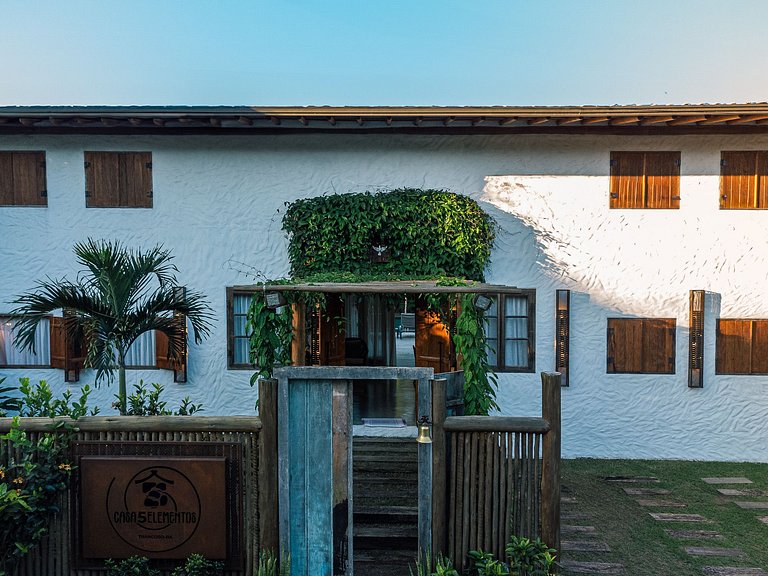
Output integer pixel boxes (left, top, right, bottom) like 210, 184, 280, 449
353, 437, 419, 576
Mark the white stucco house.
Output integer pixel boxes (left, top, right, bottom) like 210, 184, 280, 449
2, 103, 768, 461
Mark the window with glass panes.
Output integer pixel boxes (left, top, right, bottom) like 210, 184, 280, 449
482, 291, 535, 372
227, 289, 253, 368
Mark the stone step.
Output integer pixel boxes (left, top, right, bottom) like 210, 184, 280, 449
562, 525, 598, 536
603, 475, 659, 483
717, 488, 768, 497
650, 512, 712, 523
623, 487, 671, 495
701, 568, 766, 576
560, 560, 625, 574
636, 499, 686, 508
665, 529, 724, 540
562, 540, 611, 552
684, 547, 745, 557
734, 501, 768, 510
702, 477, 753, 484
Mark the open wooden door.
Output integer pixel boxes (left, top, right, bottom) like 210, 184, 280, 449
320, 295, 346, 366
50, 313, 87, 382
414, 299, 455, 373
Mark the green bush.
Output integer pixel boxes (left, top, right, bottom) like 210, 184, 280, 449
17, 378, 97, 418
120, 381, 203, 416
104, 556, 161, 576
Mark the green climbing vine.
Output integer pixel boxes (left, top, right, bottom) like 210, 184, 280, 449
248, 188, 499, 414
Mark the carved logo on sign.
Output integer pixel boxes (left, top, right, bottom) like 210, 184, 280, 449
108, 466, 201, 552
80, 456, 226, 560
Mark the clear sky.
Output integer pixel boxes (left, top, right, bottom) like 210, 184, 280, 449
2, 0, 767, 107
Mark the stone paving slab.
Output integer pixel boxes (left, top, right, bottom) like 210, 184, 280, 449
665, 529, 724, 540
717, 488, 768, 497
636, 498, 686, 507
735, 501, 768, 509
561, 511, 592, 520
684, 547, 745, 557
702, 477, 753, 484
758, 516, 768, 525
562, 525, 598, 536
603, 475, 659, 483
560, 560, 625, 574
562, 540, 611, 552
701, 568, 766, 576
650, 512, 712, 522
623, 487, 672, 495
561, 495, 578, 503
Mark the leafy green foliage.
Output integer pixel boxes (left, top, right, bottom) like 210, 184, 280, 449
121, 381, 203, 416
247, 295, 293, 383
170, 553, 224, 576
0, 418, 74, 575
283, 189, 496, 281
104, 556, 161, 576
11, 239, 214, 414
505, 536, 557, 576
410, 551, 459, 576
469, 549, 510, 576
0, 377, 20, 417
255, 550, 291, 576
17, 378, 98, 418
454, 294, 499, 415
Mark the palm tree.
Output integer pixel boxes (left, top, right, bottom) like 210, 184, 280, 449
11, 239, 213, 414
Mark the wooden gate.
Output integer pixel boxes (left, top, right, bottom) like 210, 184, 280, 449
275, 366, 435, 576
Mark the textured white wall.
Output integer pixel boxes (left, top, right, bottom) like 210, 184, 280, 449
1, 132, 767, 461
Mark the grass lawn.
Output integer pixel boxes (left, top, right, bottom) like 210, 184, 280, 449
561, 459, 768, 575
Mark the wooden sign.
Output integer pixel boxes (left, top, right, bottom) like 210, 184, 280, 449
80, 456, 227, 559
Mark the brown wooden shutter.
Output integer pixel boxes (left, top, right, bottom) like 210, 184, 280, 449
757, 151, 768, 209
716, 319, 752, 374
645, 152, 680, 209
319, 295, 345, 366
720, 151, 756, 209
750, 320, 768, 374
642, 318, 675, 374
415, 298, 453, 373
49, 314, 86, 382
0, 152, 46, 206
0, 152, 14, 205
610, 152, 645, 208
85, 152, 120, 207
120, 152, 152, 208
607, 318, 642, 373
156, 314, 187, 382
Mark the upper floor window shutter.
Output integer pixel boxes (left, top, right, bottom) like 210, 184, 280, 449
645, 152, 681, 209
716, 319, 752, 374
0, 151, 47, 206
85, 151, 152, 208
121, 152, 152, 208
642, 318, 675, 373
610, 152, 645, 208
607, 318, 643, 373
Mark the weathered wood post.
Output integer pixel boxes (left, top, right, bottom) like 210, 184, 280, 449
431, 378, 448, 557
258, 378, 279, 553
540, 372, 561, 562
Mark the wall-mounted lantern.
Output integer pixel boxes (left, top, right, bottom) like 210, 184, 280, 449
472, 293, 494, 312
555, 290, 570, 387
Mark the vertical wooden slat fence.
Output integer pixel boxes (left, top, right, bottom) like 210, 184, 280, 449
1, 415, 267, 576
432, 372, 561, 572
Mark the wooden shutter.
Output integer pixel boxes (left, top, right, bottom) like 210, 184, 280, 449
689, 290, 705, 388
716, 319, 752, 374
85, 152, 120, 207
156, 320, 187, 383
757, 152, 768, 209
120, 152, 152, 208
607, 318, 643, 373
415, 299, 454, 373
642, 318, 675, 374
751, 320, 768, 374
0, 152, 46, 206
645, 152, 680, 209
720, 151, 756, 209
319, 295, 345, 366
49, 314, 86, 382
610, 152, 645, 208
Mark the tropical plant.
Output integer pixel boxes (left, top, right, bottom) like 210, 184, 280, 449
10, 239, 213, 414
410, 551, 459, 576
1, 418, 74, 576
171, 553, 224, 576
104, 556, 161, 576
17, 378, 98, 418
469, 549, 510, 576
122, 381, 203, 416
505, 536, 557, 576
0, 377, 20, 417
254, 550, 290, 576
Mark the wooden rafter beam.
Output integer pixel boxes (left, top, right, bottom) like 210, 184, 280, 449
498, 117, 518, 126
297, 117, 308, 126
556, 117, 582, 126
356, 117, 364, 126
471, 117, 485, 126
238, 116, 253, 125
668, 115, 707, 126
698, 115, 742, 125
100, 118, 119, 127
19, 118, 36, 126
640, 116, 674, 126
581, 117, 609, 125
610, 116, 640, 126
527, 117, 549, 125
271, 116, 281, 125
443, 117, 455, 126
152, 118, 165, 127
209, 118, 221, 127
327, 117, 336, 126
728, 114, 768, 124
385, 117, 393, 126
413, 117, 422, 126
128, 118, 143, 126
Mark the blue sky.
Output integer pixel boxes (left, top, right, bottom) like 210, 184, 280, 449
1, 0, 767, 106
